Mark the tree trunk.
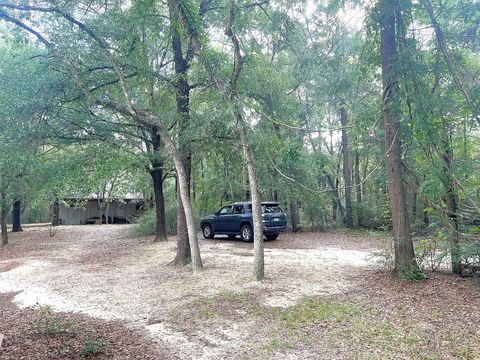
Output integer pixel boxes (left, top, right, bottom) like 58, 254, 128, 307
336, 177, 345, 220
153, 122, 202, 271
173, 179, 191, 265
150, 168, 167, 241
150, 127, 168, 242
441, 124, 461, 274
354, 151, 362, 227
105, 202, 110, 224
379, 0, 418, 276
332, 196, 338, 221
238, 123, 264, 281
1, 193, 8, 246
98, 197, 105, 224
411, 191, 417, 224
325, 172, 343, 222
446, 190, 460, 274
362, 155, 369, 197
172, 109, 192, 265
340, 107, 353, 228
12, 199, 23, 232
169, 0, 193, 265
423, 207, 430, 227
290, 200, 300, 232
51, 199, 60, 226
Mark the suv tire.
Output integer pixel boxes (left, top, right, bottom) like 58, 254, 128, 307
240, 224, 253, 242
266, 233, 279, 240
202, 224, 214, 239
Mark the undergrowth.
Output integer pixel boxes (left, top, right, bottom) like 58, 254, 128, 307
31, 305, 79, 336
78, 340, 106, 358
30, 305, 108, 358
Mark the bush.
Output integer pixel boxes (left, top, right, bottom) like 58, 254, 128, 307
78, 340, 106, 358
354, 195, 391, 230
127, 208, 157, 237
460, 240, 480, 274
31, 306, 78, 336
127, 204, 202, 238
368, 249, 395, 270
414, 235, 450, 272
413, 234, 480, 274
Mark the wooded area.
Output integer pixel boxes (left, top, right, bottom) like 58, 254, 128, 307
0, 0, 479, 281
0, 1, 480, 358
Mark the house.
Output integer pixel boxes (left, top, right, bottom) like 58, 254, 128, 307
58, 193, 144, 225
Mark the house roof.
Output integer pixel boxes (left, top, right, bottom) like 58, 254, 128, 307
63, 193, 143, 201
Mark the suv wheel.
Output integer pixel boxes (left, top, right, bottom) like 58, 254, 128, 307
240, 225, 253, 242
202, 224, 214, 239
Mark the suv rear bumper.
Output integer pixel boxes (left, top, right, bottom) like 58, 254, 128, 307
263, 225, 286, 234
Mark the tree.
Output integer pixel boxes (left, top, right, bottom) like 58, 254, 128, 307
148, 128, 168, 241
12, 199, 23, 232
339, 106, 353, 228
1, 193, 8, 246
167, 0, 195, 264
171, 0, 266, 280
378, 0, 418, 276
0, 40, 50, 245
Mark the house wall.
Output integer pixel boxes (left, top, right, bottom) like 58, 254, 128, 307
59, 204, 86, 225
59, 200, 140, 225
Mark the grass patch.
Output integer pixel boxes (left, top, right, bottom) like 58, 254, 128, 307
182, 284, 480, 359
185, 291, 480, 359
346, 318, 430, 358
78, 340, 106, 358
454, 346, 478, 360
188, 292, 357, 332
218, 292, 357, 329
182, 295, 222, 321
31, 305, 79, 336
272, 298, 357, 330
259, 336, 295, 357
218, 290, 251, 304
197, 307, 217, 319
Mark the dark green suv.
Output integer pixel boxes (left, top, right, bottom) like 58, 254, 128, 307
200, 202, 287, 242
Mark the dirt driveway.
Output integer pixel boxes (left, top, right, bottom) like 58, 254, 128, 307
1, 226, 479, 359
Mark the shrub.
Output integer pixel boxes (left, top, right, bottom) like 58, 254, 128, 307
402, 264, 427, 281
459, 240, 480, 274
368, 249, 395, 270
31, 306, 78, 336
127, 204, 202, 238
127, 208, 156, 237
78, 340, 106, 358
414, 235, 450, 272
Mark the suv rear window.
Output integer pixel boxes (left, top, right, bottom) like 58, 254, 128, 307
245, 204, 283, 213
262, 205, 283, 213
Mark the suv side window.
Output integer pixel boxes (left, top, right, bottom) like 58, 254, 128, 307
219, 206, 233, 215
233, 205, 243, 214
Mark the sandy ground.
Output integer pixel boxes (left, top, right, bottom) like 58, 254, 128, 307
0, 225, 382, 359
